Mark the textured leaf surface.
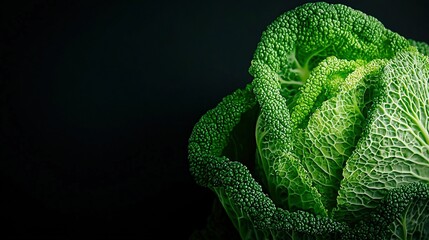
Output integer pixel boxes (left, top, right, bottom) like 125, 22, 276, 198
249, 2, 411, 216
335, 50, 429, 221
387, 198, 429, 240
342, 183, 429, 240
294, 59, 386, 211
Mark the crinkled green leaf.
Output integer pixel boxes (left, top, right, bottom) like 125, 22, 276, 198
335, 50, 429, 222
387, 198, 429, 240
293, 58, 387, 211
342, 183, 429, 240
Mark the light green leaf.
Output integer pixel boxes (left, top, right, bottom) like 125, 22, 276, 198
335, 50, 429, 222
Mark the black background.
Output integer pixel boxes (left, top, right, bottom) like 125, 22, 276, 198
1, 0, 429, 239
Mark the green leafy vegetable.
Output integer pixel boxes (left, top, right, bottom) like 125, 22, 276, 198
188, 2, 429, 239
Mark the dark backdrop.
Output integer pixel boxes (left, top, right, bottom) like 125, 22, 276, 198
1, 0, 429, 239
